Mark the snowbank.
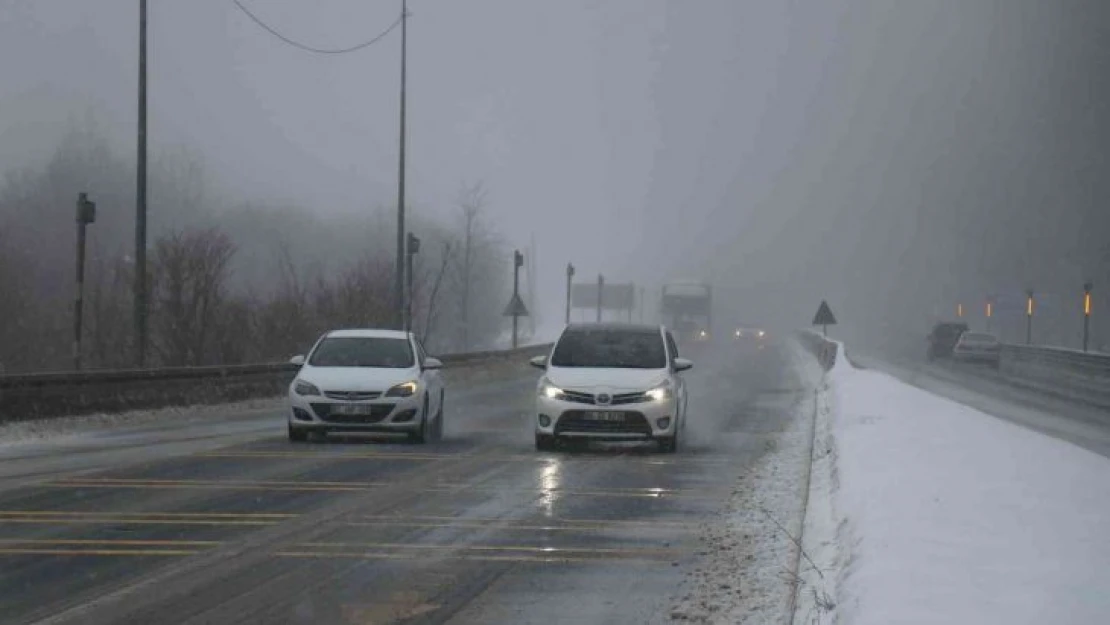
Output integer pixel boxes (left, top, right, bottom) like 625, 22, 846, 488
808, 347, 1110, 624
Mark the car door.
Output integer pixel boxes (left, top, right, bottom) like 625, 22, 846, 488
665, 330, 687, 424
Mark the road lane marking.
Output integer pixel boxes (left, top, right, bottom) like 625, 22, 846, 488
0, 510, 698, 532
43, 477, 726, 499
192, 450, 733, 465
0, 548, 200, 556
0, 538, 220, 546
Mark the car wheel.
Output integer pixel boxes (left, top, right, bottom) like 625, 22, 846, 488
288, 424, 308, 443
409, 396, 431, 444
433, 391, 445, 440
658, 429, 679, 454
535, 433, 557, 451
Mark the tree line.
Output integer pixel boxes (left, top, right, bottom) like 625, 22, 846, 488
0, 129, 519, 373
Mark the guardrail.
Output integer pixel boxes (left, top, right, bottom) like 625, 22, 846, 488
999, 344, 1110, 410
0, 344, 552, 424
797, 330, 839, 372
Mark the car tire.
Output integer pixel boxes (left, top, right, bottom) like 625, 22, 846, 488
535, 434, 557, 451
433, 391, 445, 440
288, 424, 308, 443
409, 396, 431, 444
658, 429, 679, 454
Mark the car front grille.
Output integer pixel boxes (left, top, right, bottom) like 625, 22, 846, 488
311, 403, 395, 424
323, 390, 382, 401
555, 410, 652, 436
560, 390, 650, 406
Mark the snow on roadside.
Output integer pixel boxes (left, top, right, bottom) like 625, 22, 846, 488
808, 344, 1110, 625
670, 342, 822, 624
0, 397, 282, 447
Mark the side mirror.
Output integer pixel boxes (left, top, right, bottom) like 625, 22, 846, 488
289, 354, 306, 366
529, 355, 548, 369
423, 357, 443, 370
673, 357, 693, 372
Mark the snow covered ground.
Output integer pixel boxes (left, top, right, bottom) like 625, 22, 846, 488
799, 342, 1110, 625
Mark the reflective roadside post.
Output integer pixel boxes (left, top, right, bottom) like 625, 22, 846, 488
1083, 282, 1093, 352
565, 263, 575, 325
985, 298, 994, 334
957, 303, 964, 318
1026, 290, 1035, 345
596, 274, 604, 323
74, 193, 97, 371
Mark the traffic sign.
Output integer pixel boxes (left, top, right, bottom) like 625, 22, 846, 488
503, 293, 529, 317
812, 300, 837, 326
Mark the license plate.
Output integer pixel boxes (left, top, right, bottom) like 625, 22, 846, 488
583, 411, 624, 422
331, 404, 374, 416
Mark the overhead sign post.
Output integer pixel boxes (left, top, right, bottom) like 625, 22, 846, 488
504, 250, 529, 348
812, 300, 838, 337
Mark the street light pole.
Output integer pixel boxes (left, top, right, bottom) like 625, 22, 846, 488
512, 250, 524, 349
134, 0, 149, 367
393, 0, 409, 330
74, 193, 97, 371
405, 232, 420, 333
565, 263, 574, 325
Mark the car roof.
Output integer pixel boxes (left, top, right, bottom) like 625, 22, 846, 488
325, 328, 410, 340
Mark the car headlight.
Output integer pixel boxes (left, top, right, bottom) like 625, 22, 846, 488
735, 329, 743, 337
539, 378, 565, 400
294, 380, 320, 396
385, 380, 419, 397
645, 381, 673, 402
758, 330, 765, 338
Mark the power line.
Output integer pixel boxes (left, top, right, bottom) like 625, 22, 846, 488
231, 0, 403, 55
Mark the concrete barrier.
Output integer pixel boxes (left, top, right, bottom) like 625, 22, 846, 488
0, 344, 552, 423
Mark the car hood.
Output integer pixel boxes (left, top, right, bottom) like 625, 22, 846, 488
297, 365, 419, 392
545, 367, 669, 392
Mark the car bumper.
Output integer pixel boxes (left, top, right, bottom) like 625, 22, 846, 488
535, 395, 678, 440
287, 392, 424, 433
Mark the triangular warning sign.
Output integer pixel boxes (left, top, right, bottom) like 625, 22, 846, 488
503, 293, 530, 317
812, 300, 837, 326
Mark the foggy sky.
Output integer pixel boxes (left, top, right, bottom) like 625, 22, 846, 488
2, 0, 1106, 349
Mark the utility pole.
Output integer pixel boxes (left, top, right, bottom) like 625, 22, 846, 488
596, 274, 604, 322
1083, 282, 1093, 352
393, 0, 409, 330
565, 263, 574, 325
639, 286, 645, 323
512, 250, 524, 348
527, 232, 536, 337
1026, 289, 1035, 345
74, 193, 97, 371
405, 232, 420, 333
134, 0, 149, 367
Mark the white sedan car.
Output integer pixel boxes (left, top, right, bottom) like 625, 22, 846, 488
286, 329, 445, 443
530, 323, 693, 453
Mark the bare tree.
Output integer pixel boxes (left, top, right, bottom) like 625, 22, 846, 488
420, 241, 454, 346
456, 181, 488, 351
150, 227, 237, 366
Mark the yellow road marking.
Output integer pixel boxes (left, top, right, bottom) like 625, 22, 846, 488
0, 510, 697, 532
0, 538, 220, 547
44, 478, 723, 499
0, 548, 200, 556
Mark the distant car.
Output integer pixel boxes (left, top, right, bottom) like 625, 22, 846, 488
926, 322, 970, 360
733, 326, 767, 342
951, 331, 1001, 366
286, 329, 445, 443
530, 323, 692, 453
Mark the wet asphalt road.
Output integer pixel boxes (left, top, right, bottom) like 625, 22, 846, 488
0, 340, 813, 625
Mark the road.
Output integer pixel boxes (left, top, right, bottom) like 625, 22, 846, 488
0, 340, 814, 625
855, 352, 1110, 459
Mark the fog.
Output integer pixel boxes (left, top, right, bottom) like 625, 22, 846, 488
1, 0, 1107, 370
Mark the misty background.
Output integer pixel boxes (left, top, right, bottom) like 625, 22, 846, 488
1, 0, 1107, 372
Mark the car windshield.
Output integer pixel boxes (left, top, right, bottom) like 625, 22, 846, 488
550, 328, 667, 369
308, 337, 414, 368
